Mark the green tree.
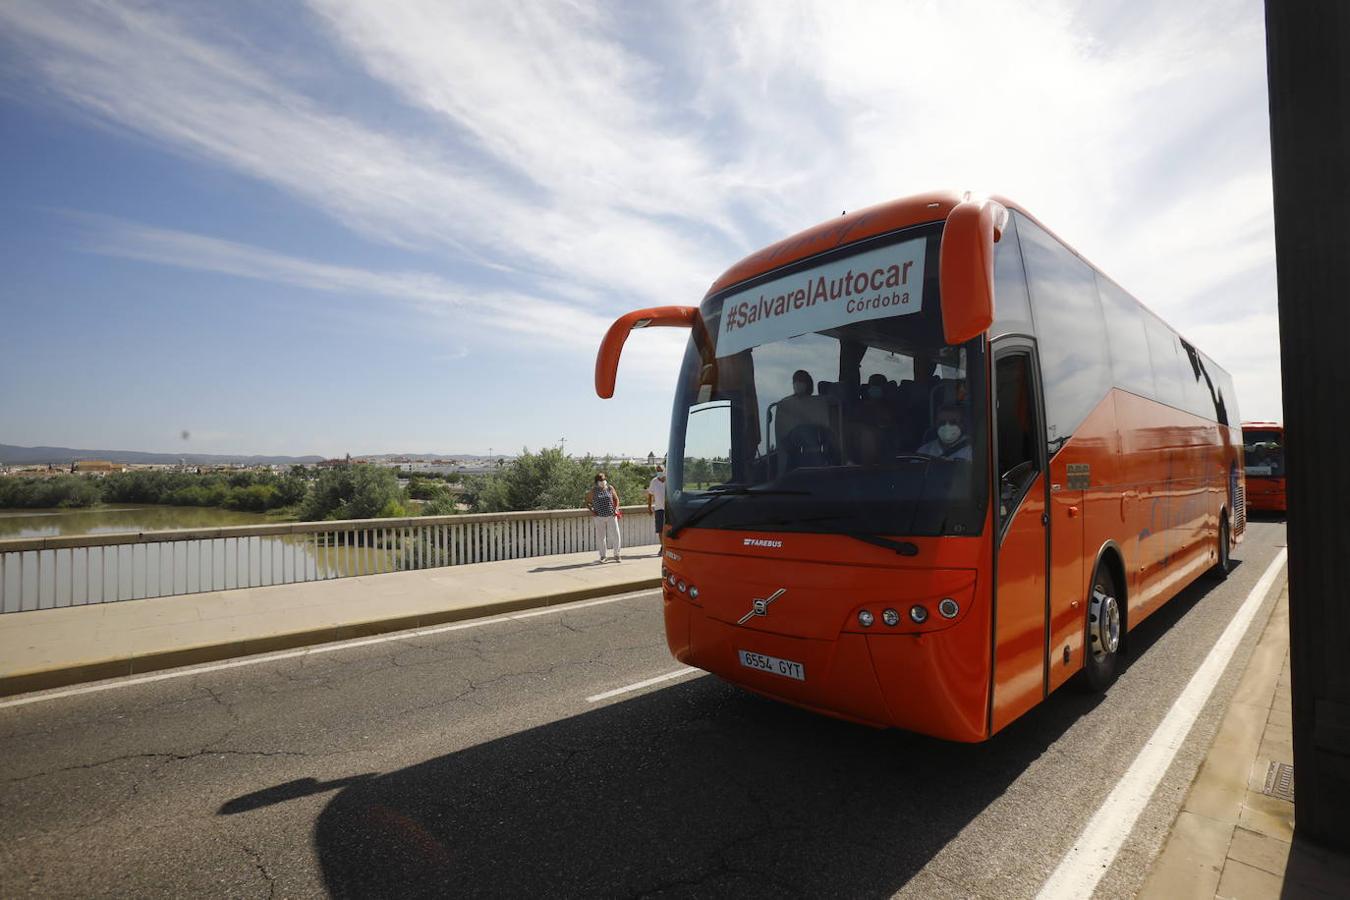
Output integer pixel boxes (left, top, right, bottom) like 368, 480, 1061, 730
420, 495, 460, 516
300, 465, 406, 520
0, 475, 103, 509
467, 448, 658, 513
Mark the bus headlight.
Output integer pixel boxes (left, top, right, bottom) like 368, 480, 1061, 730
909, 605, 929, 624
857, 610, 875, 627
938, 598, 959, 619
882, 608, 900, 627
689, 586, 699, 600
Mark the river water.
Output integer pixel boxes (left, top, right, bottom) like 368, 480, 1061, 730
0, 504, 276, 539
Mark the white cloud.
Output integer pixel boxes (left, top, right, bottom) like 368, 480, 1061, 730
308, 0, 743, 234
71, 212, 690, 381
0, 0, 727, 309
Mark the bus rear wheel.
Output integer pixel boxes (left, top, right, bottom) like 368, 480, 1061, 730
1083, 566, 1122, 692
1208, 515, 1231, 581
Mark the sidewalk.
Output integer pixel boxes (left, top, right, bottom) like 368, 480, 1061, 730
1140, 585, 1350, 898
0, 547, 663, 697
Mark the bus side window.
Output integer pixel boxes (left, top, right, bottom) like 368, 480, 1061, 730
996, 352, 1039, 525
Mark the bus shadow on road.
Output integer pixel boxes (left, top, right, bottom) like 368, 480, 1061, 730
308, 556, 1260, 897
310, 674, 1105, 897
1119, 557, 1245, 673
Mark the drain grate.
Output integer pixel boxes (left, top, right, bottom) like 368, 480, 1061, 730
1263, 762, 1295, 802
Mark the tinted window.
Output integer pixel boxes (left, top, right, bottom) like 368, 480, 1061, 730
1243, 429, 1284, 476
1210, 359, 1238, 426
1178, 339, 1215, 419
1016, 213, 1112, 453
995, 350, 1040, 528
991, 212, 1033, 338
666, 224, 990, 538
1097, 275, 1155, 398
1143, 312, 1186, 410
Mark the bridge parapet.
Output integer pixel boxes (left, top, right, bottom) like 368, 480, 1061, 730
0, 506, 658, 613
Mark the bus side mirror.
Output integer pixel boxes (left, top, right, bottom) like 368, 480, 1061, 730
595, 306, 700, 398
939, 198, 1007, 344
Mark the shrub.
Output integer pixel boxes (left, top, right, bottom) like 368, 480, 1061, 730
300, 465, 406, 520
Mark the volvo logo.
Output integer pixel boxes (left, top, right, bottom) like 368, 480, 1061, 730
738, 588, 786, 625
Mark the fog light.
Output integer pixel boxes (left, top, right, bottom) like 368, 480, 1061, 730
882, 608, 900, 627
689, 586, 699, 600
909, 605, 929, 624
857, 610, 875, 627
938, 598, 959, 619
677, 580, 687, 593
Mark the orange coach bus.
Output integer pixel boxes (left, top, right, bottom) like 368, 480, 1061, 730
596, 190, 1244, 741
1242, 422, 1286, 513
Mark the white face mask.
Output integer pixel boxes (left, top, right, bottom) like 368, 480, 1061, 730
597, 480, 607, 488
937, 423, 962, 445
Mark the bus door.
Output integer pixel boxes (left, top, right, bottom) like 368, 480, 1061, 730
990, 341, 1050, 733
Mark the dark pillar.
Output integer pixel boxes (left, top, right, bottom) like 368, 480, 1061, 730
1265, 0, 1350, 850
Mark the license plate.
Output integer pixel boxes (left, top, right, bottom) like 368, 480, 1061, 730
738, 649, 805, 681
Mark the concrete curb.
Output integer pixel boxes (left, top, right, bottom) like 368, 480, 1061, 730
0, 577, 661, 698
1139, 582, 1296, 898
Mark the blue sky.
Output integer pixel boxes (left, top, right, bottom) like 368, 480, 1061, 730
0, 1, 1279, 457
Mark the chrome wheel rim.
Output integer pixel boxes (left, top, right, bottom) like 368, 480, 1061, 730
1089, 585, 1120, 660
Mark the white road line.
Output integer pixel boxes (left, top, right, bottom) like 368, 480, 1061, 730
587, 668, 702, 702
1036, 547, 1288, 900
0, 588, 661, 710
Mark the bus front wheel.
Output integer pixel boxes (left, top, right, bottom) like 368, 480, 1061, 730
1083, 565, 1122, 692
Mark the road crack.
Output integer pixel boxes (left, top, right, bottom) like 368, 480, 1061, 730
239, 841, 277, 900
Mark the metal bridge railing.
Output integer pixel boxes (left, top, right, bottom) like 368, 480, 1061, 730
0, 506, 657, 613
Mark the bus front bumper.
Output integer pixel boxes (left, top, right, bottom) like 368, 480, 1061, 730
663, 589, 991, 742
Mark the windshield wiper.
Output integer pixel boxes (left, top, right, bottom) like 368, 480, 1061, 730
667, 486, 810, 538
840, 532, 919, 556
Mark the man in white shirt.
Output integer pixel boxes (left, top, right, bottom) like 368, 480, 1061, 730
646, 465, 667, 554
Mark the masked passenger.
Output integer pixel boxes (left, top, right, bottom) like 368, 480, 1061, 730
917, 404, 972, 460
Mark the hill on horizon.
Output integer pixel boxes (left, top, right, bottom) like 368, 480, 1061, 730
0, 443, 325, 467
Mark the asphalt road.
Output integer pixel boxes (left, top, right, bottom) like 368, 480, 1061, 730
0, 521, 1287, 898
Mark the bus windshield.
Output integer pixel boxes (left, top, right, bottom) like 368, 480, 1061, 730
1244, 429, 1285, 477
667, 224, 989, 538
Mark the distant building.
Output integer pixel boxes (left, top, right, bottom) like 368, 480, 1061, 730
317, 454, 355, 469
71, 460, 125, 474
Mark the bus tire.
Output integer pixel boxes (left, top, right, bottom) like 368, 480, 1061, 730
1208, 514, 1231, 581
1083, 565, 1123, 692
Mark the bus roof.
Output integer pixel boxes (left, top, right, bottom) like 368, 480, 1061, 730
704, 189, 1236, 387
705, 190, 962, 298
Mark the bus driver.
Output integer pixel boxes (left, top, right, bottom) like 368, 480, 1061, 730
773, 369, 830, 447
